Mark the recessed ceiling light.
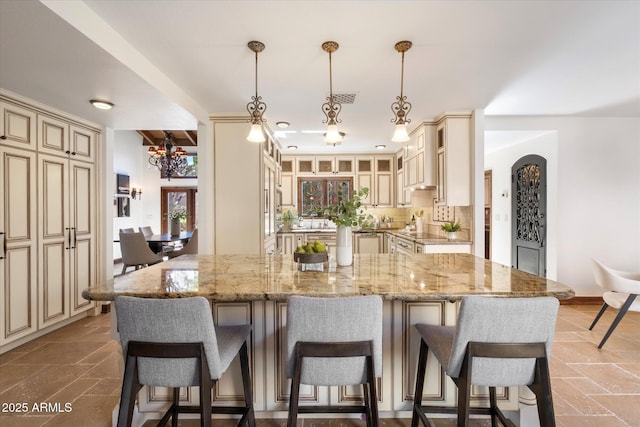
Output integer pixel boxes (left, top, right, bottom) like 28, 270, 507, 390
276, 121, 290, 128
90, 99, 114, 110
287, 145, 298, 150
375, 144, 386, 150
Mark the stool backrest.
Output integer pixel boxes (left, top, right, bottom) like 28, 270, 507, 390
114, 296, 223, 387
119, 232, 162, 266
286, 295, 383, 386
448, 296, 559, 387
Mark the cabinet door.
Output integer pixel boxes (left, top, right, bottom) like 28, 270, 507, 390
375, 173, 393, 207
0, 147, 38, 345
316, 158, 334, 175
296, 157, 315, 175
281, 173, 295, 209
37, 114, 69, 157
334, 157, 354, 175
38, 154, 70, 328
0, 100, 37, 150
69, 125, 96, 163
69, 160, 95, 316
355, 234, 383, 254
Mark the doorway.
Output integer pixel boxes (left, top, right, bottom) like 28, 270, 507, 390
161, 187, 198, 233
511, 155, 546, 277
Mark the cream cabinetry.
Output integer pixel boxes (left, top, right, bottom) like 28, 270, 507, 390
280, 159, 295, 210
0, 92, 99, 349
356, 156, 394, 207
417, 243, 471, 254
0, 99, 37, 150
403, 123, 436, 191
354, 233, 384, 254
38, 154, 96, 328
0, 147, 38, 345
396, 152, 411, 207
296, 156, 354, 176
435, 114, 471, 206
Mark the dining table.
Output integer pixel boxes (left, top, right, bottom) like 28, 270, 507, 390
144, 231, 193, 253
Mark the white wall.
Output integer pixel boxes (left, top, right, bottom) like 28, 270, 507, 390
112, 130, 198, 259
485, 131, 558, 280
485, 116, 640, 296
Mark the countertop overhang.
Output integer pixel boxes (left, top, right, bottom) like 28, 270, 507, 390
85, 254, 574, 302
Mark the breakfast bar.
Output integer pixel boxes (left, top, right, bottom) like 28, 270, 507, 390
83, 253, 574, 423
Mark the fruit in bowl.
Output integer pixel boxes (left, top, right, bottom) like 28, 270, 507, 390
294, 240, 328, 264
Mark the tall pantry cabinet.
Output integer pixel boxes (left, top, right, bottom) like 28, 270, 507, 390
0, 92, 99, 348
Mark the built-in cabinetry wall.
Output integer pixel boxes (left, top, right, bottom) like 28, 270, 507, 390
0, 92, 99, 351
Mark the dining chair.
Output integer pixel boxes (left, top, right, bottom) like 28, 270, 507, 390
589, 258, 640, 348
119, 231, 163, 275
119, 227, 135, 233
168, 227, 198, 259
286, 295, 383, 427
411, 296, 559, 427
114, 296, 255, 427
138, 226, 153, 237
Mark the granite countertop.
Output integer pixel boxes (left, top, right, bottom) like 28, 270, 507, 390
84, 254, 574, 302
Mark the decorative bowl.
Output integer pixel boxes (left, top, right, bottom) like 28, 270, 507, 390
293, 252, 328, 264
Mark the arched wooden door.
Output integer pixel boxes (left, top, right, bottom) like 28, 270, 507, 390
511, 155, 547, 277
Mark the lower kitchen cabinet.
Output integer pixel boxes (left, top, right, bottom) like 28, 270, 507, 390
354, 233, 384, 254
417, 243, 471, 254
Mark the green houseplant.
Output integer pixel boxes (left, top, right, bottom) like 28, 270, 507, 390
282, 209, 298, 231
317, 187, 373, 266
441, 220, 461, 240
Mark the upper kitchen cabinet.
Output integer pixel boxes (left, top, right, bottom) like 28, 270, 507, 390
0, 99, 37, 150
281, 158, 296, 210
296, 156, 354, 176
435, 113, 471, 206
355, 156, 393, 207
403, 122, 436, 191
396, 151, 411, 207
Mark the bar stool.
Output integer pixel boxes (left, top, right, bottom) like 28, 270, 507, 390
411, 296, 559, 427
286, 295, 383, 427
114, 296, 256, 427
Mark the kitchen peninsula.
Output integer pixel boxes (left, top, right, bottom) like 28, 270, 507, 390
84, 253, 573, 422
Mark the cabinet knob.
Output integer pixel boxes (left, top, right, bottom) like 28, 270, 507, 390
0, 135, 7, 140
71, 152, 77, 156
65, 150, 71, 154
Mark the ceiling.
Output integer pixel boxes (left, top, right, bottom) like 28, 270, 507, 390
1, 1, 638, 154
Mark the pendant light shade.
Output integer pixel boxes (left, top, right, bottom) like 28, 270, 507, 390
246, 41, 267, 143
321, 41, 343, 145
391, 40, 412, 143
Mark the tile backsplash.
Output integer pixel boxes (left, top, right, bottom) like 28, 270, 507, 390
367, 189, 471, 240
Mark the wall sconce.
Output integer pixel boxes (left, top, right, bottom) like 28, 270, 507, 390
130, 187, 142, 200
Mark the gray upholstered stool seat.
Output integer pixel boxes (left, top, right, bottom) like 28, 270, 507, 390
286, 295, 383, 427
114, 296, 255, 427
411, 296, 559, 427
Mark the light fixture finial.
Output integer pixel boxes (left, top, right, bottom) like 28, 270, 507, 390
246, 41, 267, 143
147, 131, 188, 180
391, 40, 413, 143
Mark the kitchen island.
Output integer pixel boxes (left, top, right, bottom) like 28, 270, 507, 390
83, 254, 573, 424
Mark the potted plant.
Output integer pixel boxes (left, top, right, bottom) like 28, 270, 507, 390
167, 207, 189, 236
282, 210, 298, 232
441, 220, 461, 240
317, 186, 373, 266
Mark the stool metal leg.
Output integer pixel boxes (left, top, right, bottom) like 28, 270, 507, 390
411, 339, 429, 427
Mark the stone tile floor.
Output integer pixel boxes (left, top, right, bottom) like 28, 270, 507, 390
0, 304, 638, 426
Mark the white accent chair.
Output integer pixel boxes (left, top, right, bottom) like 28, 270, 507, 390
114, 296, 255, 427
589, 258, 640, 348
118, 232, 163, 274
286, 295, 383, 427
411, 296, 559, 427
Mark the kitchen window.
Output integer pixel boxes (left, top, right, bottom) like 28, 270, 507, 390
297, 177, 353, 217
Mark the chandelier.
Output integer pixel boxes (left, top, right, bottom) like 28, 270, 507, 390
246, 40, 267, 143
321, 41, 343, 146
391, 40, 413, 143
147, 131, 187, 181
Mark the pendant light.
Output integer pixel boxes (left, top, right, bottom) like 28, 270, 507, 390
391, 40, 412, 143
246, 41, 267, 143
321, 41, 343, 146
